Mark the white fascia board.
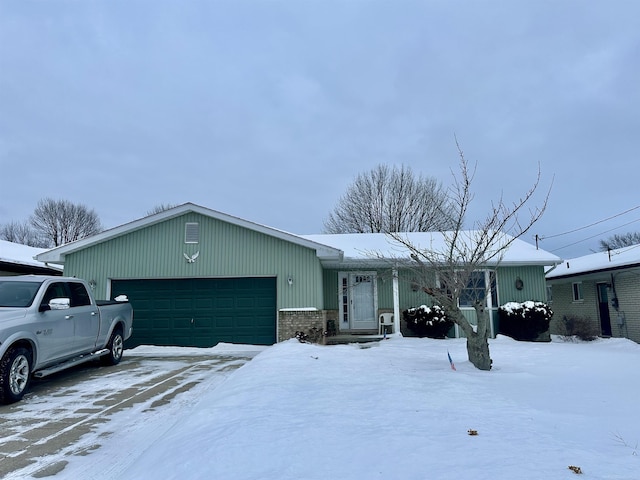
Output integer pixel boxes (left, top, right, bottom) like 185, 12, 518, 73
166, 204, 344, 262
34, 202, 343, 264
494, 259, 562, 267
33, 208, 187, 263
546, 263, 640, 282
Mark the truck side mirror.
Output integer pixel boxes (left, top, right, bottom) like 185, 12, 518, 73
49, 298, 71, 310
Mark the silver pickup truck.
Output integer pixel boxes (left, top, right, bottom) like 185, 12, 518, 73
0, 275, 133, 403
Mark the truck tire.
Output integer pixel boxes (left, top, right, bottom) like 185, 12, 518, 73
0, 346, 33, 404
102, 328, 124, 366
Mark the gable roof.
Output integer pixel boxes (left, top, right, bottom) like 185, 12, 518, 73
0, 239, 63, 274
546, 244, 640, 280
33, 202, 561, 270
34, 203, 343, 265
303, 232, 561, 268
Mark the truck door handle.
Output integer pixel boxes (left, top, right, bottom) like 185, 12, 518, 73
65, 315, 74, 320
91, 311, 98, 316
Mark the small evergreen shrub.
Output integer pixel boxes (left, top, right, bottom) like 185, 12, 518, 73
498, 301, 553, 341
295, 327, 326, 344
402, 305, 454, 339
559, 315, 599, 341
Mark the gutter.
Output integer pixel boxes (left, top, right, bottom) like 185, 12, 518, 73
546, 262, 640, 281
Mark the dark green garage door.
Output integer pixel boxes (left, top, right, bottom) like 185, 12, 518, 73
112, 277, 276, 348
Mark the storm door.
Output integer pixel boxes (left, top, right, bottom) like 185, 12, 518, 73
339, 273, 377, 331
597, 283, 613, 337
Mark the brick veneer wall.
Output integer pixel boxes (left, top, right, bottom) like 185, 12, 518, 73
549, 281, 600, 335
278, 309, 326, 342
612, 272, 640, 343
550, 272, 640, 344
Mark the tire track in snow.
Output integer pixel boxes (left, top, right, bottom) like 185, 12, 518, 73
0, 355, 250, 479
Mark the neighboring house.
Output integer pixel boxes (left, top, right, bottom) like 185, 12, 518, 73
35, 203, 560, 348
0, 239, 63, 276
546, 245, 640, 344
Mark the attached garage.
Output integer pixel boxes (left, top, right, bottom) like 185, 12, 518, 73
34, 203, 342, 347
113, 277, 277, 347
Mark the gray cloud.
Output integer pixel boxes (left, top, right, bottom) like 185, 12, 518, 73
1, 1, 638, 257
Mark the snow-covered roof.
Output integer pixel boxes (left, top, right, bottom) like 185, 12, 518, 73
0, 239, 63, 273
32, 202, 560, 270
302, 231, 561, 268
546, 244, 640, 280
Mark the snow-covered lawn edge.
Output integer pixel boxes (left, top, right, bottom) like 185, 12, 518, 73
116, 336, 640, 480
128, 342, 269, 357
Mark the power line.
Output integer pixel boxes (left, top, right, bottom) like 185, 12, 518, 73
549, 217, 640, 253
539, 205, 640, 240
612, 243, 640, 257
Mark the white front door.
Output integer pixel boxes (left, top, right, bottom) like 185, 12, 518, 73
340, 273, 377, 331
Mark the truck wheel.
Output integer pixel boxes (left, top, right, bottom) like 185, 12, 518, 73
0, 347, 32, 404
102, 328, 124, 366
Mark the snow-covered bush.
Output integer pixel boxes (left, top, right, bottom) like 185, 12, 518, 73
402, 305, 454, 339
498, 301, 553, 341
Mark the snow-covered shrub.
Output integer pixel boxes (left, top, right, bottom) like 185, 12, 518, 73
402, 305, 454, 339
498, 301, 553, 342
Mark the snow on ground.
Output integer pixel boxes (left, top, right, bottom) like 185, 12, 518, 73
60, 336, 638, 480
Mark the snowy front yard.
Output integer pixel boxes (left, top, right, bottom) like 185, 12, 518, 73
23, 336, 640, 479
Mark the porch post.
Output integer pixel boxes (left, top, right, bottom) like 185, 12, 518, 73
392, 268, 401, 336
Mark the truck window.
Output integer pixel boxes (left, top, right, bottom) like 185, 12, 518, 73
67, 282, 92, 307
0, 281, 42, 307
41, 282, 69, 308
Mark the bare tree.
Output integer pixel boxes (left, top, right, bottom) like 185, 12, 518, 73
324, 164, 456, 234
146, 203, 177, 216
599, 232, 640, 251
0, 220, 48, 247
30, 198, 102, 247
390, 144, 550, 370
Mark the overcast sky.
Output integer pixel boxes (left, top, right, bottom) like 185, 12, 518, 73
1, 1, 638, 259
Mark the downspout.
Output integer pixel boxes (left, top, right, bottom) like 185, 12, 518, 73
544, 264, 559, 275
610, 272, 628, 338
488, 270, 495, 339
392, 267, 401, 336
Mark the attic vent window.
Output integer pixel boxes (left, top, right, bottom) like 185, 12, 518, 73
185, 222, 199, 244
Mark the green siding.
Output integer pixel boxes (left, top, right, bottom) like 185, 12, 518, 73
321, 268, 431, 310
322, 265, 549, 311
496, 265, 549, 304
64, 213, 324, 309
322, 269, 339, 310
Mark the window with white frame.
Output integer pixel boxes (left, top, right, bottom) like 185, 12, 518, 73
341, 276, 349, 325
572, 282, 583, 301
185, 222, 199, 244
459, 270, 497, 308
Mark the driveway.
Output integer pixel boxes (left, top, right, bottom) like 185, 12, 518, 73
0, 349, 255, 479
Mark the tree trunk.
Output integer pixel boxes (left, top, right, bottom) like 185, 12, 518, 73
466, 331, 492, 371
467, 303, 493, 370
449, 306, 493, 371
